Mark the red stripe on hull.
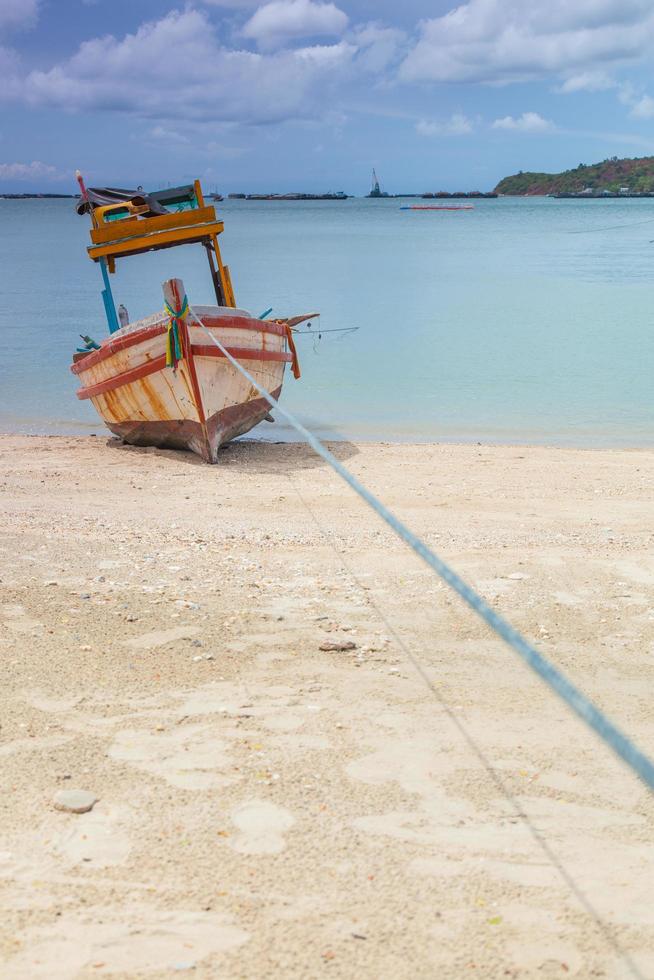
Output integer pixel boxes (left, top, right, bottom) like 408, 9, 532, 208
192, 345, 292, 363
71, 325, 165, 375
71, 314, 287, 375
77, 354, 167, 399
76, 346, 290, 400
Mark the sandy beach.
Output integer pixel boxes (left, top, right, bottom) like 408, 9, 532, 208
1, 434, 654, 979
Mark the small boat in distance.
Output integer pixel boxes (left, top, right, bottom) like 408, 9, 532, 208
71, 175, 316, 463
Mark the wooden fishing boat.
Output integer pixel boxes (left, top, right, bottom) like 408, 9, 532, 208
71, 176, 313, 463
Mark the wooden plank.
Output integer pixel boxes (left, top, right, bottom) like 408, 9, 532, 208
88, 222, 225, 261
223, 265, 236, 308
209, 232, 234, 308
89, 206, 220, 244
70, 324, 166, 375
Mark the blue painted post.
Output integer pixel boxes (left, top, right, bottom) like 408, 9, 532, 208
100, 258, 120, 334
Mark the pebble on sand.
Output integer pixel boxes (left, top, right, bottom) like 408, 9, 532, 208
319, 640, 357, 652
53, 789, 98, 814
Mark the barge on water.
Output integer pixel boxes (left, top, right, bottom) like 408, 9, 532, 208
229, 191, 348, 200
554, 191, 654, 198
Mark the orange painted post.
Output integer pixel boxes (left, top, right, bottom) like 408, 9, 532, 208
193, 179, 232, 305
193, 179, 205, 208
222, 264, 236, 308
210, 232, 236, 307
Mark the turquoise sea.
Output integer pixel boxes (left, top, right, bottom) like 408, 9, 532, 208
0, 195, 653, 446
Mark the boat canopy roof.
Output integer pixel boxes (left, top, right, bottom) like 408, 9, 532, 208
76, 184, 198, 217
75, 176, 235, 306
78, 180, 226, 267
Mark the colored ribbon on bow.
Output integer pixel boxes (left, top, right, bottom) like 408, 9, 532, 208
164, 296, 189, 369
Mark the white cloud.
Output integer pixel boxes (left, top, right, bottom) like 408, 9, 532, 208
0, 0, 39, 32
400, 0, 654, 85
200, 0, 261, 6
416, 113, 474, 136
617, 80, 637, 105
615, 81, 654, 119
6, 9, 357, 125
294, 40, 354, 64
0, 160, 58, 179
148, 125, 189, 144
0, 0, 39, 73
242, 0, 348, 51
492, 111, 554, 132
629, 94, 654, 119
349, 23, 406, 73
556, 71, 654, 119
557, 70, 616, 93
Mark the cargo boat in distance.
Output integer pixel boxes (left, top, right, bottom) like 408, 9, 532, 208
71, 176, 315, 463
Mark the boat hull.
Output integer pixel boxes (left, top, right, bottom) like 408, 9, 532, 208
71, 306, 294, 463
106, 390, 281, 458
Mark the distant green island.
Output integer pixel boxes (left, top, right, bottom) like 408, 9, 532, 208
495, 156, 654, 196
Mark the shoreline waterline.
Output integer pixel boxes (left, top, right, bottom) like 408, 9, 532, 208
2, 432, 654, 454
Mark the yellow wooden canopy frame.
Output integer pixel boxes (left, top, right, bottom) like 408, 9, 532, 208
86, 180, 235, 307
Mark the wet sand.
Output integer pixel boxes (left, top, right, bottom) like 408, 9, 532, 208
1, 434, 654, 979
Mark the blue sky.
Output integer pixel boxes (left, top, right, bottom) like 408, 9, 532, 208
2, 0, 654, 193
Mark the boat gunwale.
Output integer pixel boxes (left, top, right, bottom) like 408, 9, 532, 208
71, 314, 288, 375
76, 344, 292, 400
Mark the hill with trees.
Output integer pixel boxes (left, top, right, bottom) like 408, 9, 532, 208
495, 156, 654, 195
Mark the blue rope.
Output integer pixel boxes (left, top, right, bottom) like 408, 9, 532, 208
190, 305, 654, 794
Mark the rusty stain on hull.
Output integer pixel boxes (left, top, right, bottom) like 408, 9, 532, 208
94, 367, 196, 427
160, 369, 188, 419
98, 387, 123, 423
139, 376, 172, 422
177, 366, 196, 406
98, 379, 153, 424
